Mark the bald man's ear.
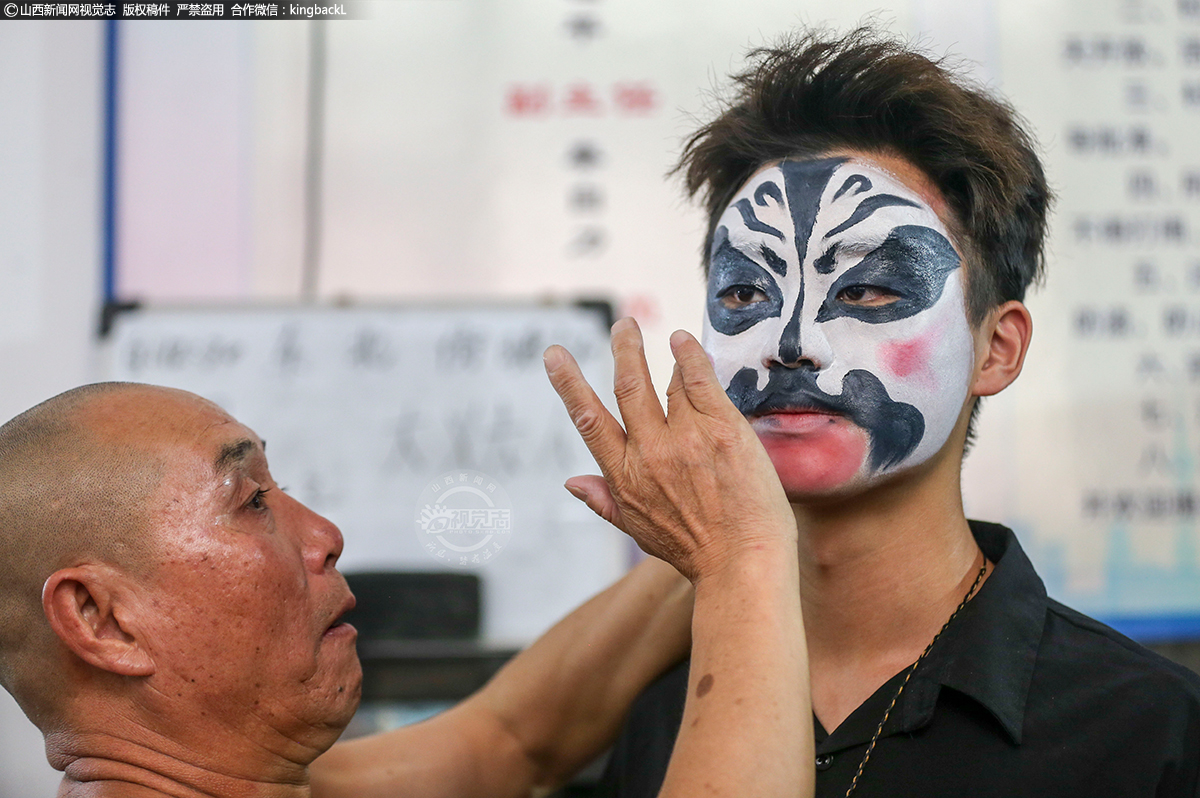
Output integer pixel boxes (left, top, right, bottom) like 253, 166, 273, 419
971, 300, 1033, 398
42, 566, 155, 677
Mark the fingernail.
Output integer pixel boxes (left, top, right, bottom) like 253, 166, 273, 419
543, 345, 565, 372
671, 330, 699, 354
611, 317, 637, 335
564, 483, 588, 502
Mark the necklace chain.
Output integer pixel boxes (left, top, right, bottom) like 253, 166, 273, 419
843, 554, 989, 798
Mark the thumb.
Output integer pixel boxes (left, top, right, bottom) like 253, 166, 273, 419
564, 475, 625, 529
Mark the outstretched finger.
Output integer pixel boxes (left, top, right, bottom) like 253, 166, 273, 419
610, 318, 666, 438
544, 344, 627, 476
668, 330, 739, 419
664, 359, 696, 422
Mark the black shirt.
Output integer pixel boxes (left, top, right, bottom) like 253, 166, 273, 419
599, 521, 1200, 797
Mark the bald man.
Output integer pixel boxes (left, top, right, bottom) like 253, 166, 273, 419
0, 325, 811, 798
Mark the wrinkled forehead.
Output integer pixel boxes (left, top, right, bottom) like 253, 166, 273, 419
713, 157, 951, 266
100, 391, 261, 494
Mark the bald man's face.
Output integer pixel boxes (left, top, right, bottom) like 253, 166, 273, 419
103, 388, 361, 747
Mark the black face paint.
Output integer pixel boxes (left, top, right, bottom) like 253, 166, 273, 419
759, 158, 851, 364
760, 244, 788, 276
754, 179, 784, 208
733, 198, 784, 241
823, 193, 921, 239
813, 243, 839, 275
832, 173, 872, 201
707, 229, 784, 336
816, 225, 960, 324
780, 158, 847, 267
726, 365, 925, 470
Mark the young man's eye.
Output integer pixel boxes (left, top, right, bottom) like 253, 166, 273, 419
837, 285, 899, 306
718, 285, 768, 309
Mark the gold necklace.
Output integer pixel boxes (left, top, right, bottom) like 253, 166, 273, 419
843, 554, 989, 797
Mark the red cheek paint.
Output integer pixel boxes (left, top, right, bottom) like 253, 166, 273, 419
881, 335, 931, 378
753, 415, 868, 495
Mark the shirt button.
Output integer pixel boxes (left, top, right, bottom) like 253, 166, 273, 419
815, 754, 834, 771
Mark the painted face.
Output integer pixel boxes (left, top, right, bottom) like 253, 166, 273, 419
701, 156, 977, 497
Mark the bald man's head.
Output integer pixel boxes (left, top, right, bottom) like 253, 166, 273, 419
0, 383, 167, 726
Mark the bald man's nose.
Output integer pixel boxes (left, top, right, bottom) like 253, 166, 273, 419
292, 497, 344, 573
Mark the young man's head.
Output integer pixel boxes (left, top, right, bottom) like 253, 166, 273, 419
678, 28, 1050, 500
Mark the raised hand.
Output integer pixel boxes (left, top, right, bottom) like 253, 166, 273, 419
546, 317, 813, 798
543, 317, 796, 582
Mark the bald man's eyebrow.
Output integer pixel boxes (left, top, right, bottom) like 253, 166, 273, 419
213, 439, 258, 475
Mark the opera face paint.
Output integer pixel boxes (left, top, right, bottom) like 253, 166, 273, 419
701, 157, 977, 496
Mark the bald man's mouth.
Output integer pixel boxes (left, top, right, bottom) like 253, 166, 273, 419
324, 595, 357, 639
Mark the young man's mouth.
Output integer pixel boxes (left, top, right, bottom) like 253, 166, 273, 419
750, 407, 848, 435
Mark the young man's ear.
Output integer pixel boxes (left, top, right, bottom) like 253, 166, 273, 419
972, 300, 1033, 398
42, 566, 155, 677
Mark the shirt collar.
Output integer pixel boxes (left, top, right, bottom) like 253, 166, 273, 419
815, 522, 1046, 752
904, 521, 1046, 745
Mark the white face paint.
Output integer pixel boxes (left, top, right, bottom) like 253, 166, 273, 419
701, 156, 977, 497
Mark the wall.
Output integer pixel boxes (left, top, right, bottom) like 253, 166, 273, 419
0, 21, 104, 798
5, 0, 1200, 791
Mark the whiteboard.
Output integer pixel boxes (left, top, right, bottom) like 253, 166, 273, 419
104, 303, 628, 646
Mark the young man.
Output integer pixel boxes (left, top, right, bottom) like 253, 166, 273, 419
0, 376, 811, 796
567, 28, 1200, 798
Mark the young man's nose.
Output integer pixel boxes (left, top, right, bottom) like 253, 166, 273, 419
774, 302, 833, 369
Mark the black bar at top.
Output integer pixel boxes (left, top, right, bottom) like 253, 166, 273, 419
1, 2, 372, 20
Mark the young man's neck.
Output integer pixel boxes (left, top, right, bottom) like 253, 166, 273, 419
792, 451, 987, 731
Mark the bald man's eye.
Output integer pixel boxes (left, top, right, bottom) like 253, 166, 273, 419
837, 285, 899, 307
247, 488, 272, 512
718, 285, 768, 310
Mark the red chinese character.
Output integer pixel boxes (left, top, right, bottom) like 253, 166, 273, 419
506, 84, 551, 116
613, 82, 657, 114
564, 83, 603, 115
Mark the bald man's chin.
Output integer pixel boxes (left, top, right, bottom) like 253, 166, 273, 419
313, 667, 363, 745
307, 628, 363, 737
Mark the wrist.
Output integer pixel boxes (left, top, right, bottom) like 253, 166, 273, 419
690, 536, 798, 595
